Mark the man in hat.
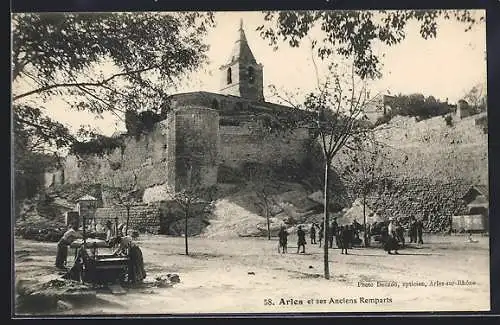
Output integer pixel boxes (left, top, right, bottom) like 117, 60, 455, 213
297, 225, 306, 254
329, 218, 338, 248
278, 225, 288, 254
310, 223, 317, 244
415, 217, 424, 245
394, 217, 405, 248
409, 216, 417, 243
339, 225, 351, 254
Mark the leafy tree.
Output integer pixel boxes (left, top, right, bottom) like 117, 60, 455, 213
12, 12, 214, 202
69, 134, 125, 158
124, 109, 165, 138
258, 10, 483, 79
392, 93, 453, 119
11, 12, 214, 153
12, 12, 214, 107
13, 105, 70, 203
463, 83, 487, 113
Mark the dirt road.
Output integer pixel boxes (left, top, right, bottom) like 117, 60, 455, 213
14, 233, 490, 315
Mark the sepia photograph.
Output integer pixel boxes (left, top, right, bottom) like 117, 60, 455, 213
11, 9, 490, 315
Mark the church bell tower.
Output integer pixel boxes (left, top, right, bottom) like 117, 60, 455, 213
219, 19, 264, 102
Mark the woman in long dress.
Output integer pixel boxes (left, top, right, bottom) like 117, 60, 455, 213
384, 219, 400, 254
113, 235, 146, 283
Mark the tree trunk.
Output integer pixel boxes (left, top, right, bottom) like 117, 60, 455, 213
185, 165, 192, 256
363, 192, 368, 247
185, 207, 189, 256
323, 160, 330, 280
266, 203, 271, 240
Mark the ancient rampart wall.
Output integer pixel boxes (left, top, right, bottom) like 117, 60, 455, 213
63, 117, 175, 191
344, 178, 472, 232
219, 123, 311, 170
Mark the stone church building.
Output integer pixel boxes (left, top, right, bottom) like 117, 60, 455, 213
50, 21, 312, 203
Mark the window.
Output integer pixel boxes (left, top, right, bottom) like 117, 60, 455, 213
227, 68, 232, 84
248, 66, 255, 84
211, 99, 219, 110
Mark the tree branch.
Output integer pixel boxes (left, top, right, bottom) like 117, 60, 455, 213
13, 65, 159, 101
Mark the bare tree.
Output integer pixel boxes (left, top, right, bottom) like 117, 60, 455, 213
339, 134, 389, 247
245, 165, 283, 240
172, 185, 216, 256
110, 170, 140, 236
173, 121, 218, 256
255, 186, 275, 240
266, 60, 379, 279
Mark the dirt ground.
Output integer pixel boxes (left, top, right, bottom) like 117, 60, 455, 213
14, 233, 490, 315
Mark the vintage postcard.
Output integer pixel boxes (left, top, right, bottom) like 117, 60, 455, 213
12, 9, 490, 315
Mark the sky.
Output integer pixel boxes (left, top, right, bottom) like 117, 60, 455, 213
15, 10, 487, 136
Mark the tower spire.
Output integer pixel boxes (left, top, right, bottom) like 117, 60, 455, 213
238, 18, 246, 43
219, 19, 264, 101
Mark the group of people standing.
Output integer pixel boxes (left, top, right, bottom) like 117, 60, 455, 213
383, 217, 424, 254
311, 219, 362, 254
409, 217, 424, 245
277, 218, 363, 255
277, 216, 425, 256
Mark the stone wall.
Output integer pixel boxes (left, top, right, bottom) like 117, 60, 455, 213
332, 113, 489, 232
95, 205, 160, 234
219, 123, 310, 170
348, 178, 471, 232
54, 100, 311, 201
63, 118, 175, 191
334, 113, 488, 185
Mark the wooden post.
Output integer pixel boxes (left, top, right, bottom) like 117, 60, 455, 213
114, 216, 119, 235
323, 161, 330, 280
125, 205, 130, 236
82, 215, 87, 246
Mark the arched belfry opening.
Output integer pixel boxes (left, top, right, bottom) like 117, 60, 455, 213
248, 66, 255, 84
218, 19, 264, 101
227, 67, 232, 85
